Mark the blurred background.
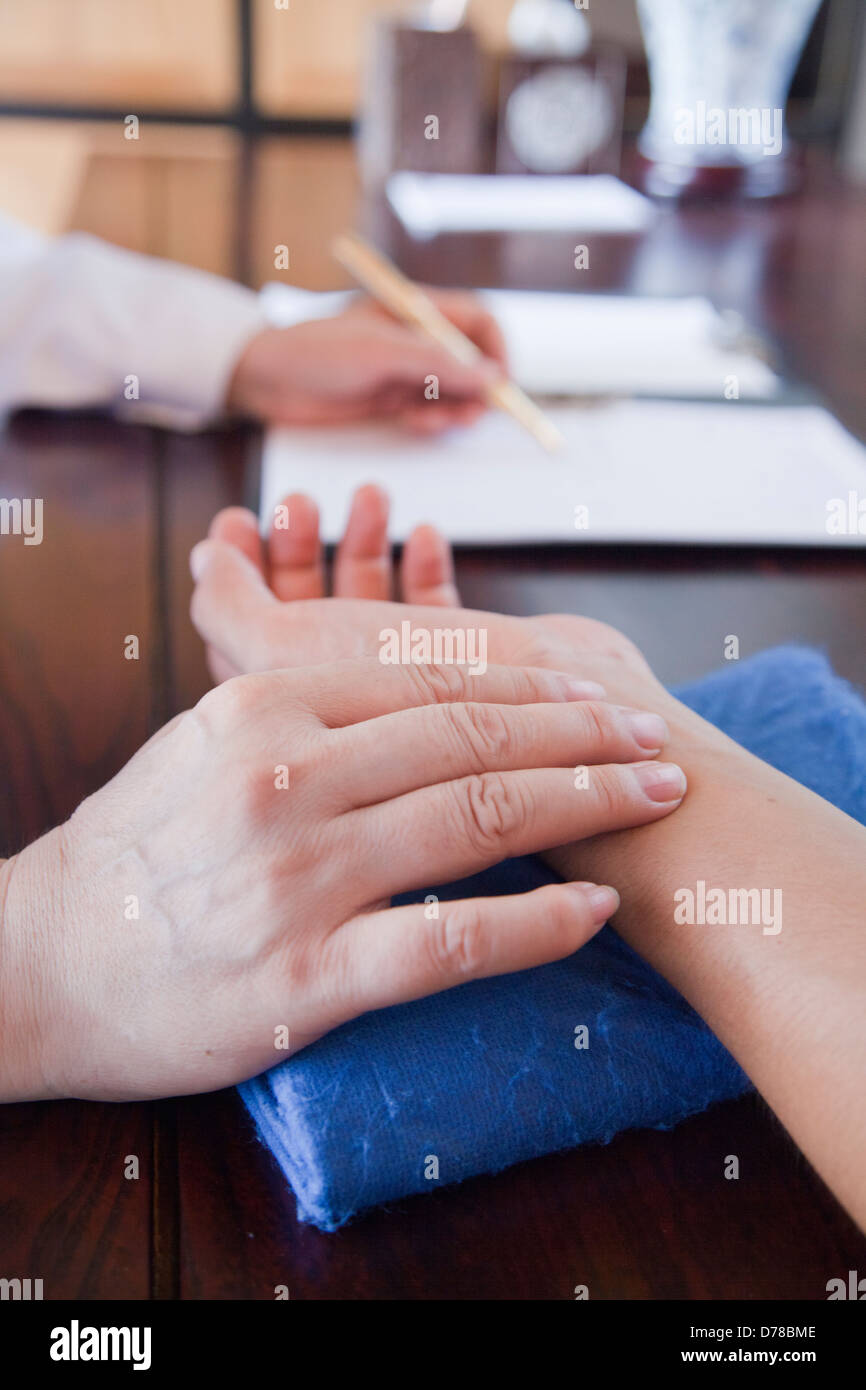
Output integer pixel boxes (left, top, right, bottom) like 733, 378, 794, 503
0, 0, 864, 289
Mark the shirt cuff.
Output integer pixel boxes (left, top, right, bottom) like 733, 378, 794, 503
101, 244, 269, 430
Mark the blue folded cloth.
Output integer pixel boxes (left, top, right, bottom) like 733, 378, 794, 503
240, 645, 866, 1230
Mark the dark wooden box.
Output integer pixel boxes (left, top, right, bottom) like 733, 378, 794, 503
358, 20, 483, 186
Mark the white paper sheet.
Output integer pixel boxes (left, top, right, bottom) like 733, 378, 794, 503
260, 402, 866, 548
386, 172, 657, 236
478, 290, 779, 398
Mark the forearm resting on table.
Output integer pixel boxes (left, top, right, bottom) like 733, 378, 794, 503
547, 696, 866, 1229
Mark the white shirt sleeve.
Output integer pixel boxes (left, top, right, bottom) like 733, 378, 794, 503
0, 212, 270, 430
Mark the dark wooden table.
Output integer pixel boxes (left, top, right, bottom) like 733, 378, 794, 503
1, 142, 865, 1300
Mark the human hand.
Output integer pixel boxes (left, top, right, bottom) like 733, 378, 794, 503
192, 486, 667, 714
192, 490, 866, 1234
225, 290, 507, 432
0, 659, 686, 1102
197, 483, 460, 683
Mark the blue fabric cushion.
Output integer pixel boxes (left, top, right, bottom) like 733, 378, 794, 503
240, 646, 866, 1230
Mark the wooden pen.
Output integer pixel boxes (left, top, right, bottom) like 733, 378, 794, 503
331, 230, 565, 453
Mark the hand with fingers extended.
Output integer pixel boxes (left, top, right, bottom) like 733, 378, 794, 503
0, 658, 686, 1102
191, 483, 664, 715
195, 483, 462, 684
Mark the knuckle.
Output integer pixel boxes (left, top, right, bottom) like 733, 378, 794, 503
458, 771, 528, 855
237, 759, 281, 830
410, 661, 469, 706
543, 887, 586, 947
430, 902, 489, 978
197, 673, 263, 730
447, 701, 515, 766
590, 764, 627, 820
575, 700, 614, 748
503, 662, 543, 705
189, 683, 228, 739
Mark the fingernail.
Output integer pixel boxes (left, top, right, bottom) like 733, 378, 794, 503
571, 882, 620, 923
619, 708, 669, 751
562, 677, 607, 700
189, 542, 208, 582
633, 760, 687, 803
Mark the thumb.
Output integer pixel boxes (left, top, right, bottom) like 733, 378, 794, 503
189, 538, 277, 674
